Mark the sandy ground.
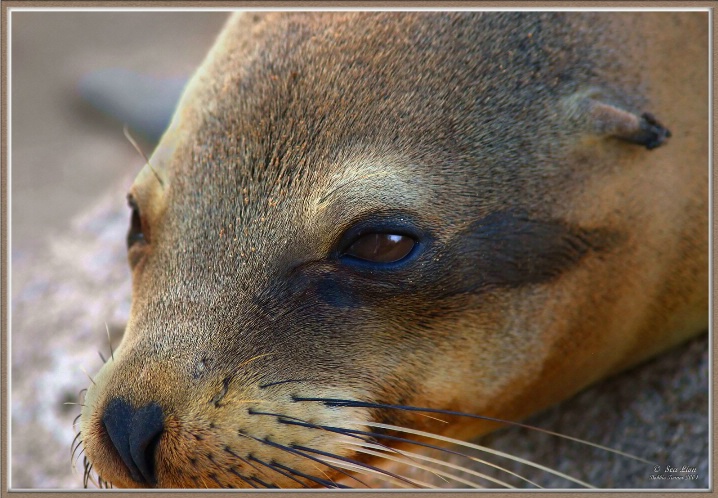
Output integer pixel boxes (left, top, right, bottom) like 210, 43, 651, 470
8, 9, 710, 491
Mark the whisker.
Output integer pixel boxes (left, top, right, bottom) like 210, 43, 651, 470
248, 475, 279, 489
237, 353, 276, 369
72, 413, 83, 430
104, 322, 114, 361
249, 455, 311, 488
413, 412, 451, 424
259, 379, 311, 389
79, 366, 96, 386
279, 417, 541, 488
248, 408, 465, 488
227, 466, 259, 489
305, 460, 348, 488
288, 445, 371, 488
197, 473, 212, 488
224, 445, 274, 482
122, 125, 164, 189
295, 397, 653, 465
247, 408, 426, 486
83, 458, 93, 488
302, 452, 436, 489
81, 454, 111, 489
74, 447, 87, 467
287, 449, 367, 487
98, 351, 106, 364
71, 432, 83, 459
293, 443, 427, 488
73, 448, 87, 470
346, 439, 515, 488
270, 460, 352, 488
239, 429, 367, 487
350, 444, 480, 488
364, 421, 590, 488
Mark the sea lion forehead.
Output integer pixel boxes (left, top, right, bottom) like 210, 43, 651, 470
180, 12, 480, 145
319, 160, 428, 208
172, 11, 634, 194
163, 146, 436, 245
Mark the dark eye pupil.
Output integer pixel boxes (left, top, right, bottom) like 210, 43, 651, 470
345, 233, 415, 263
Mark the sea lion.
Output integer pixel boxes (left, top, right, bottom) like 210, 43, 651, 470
77, 11, 708, 489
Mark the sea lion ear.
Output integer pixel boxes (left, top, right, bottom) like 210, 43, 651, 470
585, 100, 672, 150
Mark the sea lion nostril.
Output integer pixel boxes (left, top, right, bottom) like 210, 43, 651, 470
101, 398, 164, 486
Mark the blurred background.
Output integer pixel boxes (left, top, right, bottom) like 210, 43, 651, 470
10, 10, 229, 488
11, 10, 229, 260
8, 8, 709, 491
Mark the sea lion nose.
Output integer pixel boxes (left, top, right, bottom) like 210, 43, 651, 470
101, 398, 164, 486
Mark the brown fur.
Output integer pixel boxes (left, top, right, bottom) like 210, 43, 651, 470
79, 11, 707, 488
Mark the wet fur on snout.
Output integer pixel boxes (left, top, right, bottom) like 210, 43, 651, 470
79, 11, 708, 488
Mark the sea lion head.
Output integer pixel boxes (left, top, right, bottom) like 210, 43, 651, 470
79, 11, 703, 488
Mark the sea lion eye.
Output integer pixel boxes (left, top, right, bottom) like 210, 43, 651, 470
126, 195, 147, 249
343, 233, 416, 263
